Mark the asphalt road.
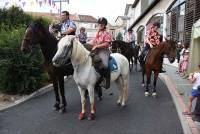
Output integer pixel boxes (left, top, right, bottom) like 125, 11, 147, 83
0, 70, 183, 134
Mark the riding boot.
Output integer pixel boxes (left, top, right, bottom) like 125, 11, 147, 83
139, 49, 145, 62
100, 68, 110, 89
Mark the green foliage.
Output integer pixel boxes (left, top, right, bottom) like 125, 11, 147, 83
0, 6, 32, 31
0, 6, 50, 94
0, 28, 47, 94
116, 32, 123, 40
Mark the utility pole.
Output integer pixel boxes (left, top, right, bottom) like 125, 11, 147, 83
53, 0, 69, 14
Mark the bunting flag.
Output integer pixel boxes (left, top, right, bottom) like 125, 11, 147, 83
22, 1, 26, 7
4, 2, 9, 7
38, 1, 42, 7
48, 0, 52, 6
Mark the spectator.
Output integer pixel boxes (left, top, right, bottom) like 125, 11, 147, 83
124, 29, 135, 48
176, 42, 182, 63
180, 49, 189, 78
77, 27, 87, 44
177, 43, 189, 74
182, 65, 200, 115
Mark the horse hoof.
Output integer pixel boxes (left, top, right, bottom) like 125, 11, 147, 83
59, 108, 66, 114
58, 104, 66, 113
53, 104, 60, 111
145, 92, 149, 97
79, 112, 86, 120
152, 92, 157, 97
53, 107, 60, 111
117, 100, 121, 106
97, 97, 102, 101
121, 102, 126, 107
88, 113, 95, 120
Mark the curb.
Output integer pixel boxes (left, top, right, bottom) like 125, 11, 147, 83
0, 76, 72, 112
159, 73, 200, 134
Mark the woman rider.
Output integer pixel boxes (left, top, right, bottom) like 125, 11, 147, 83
139, 22, 165, 73
87, 17, 112, 89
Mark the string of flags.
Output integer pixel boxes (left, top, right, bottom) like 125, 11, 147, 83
1, 0, 69, 12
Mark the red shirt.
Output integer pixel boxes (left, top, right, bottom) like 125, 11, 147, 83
94, 30, 112, 48
146, 25, 160, 46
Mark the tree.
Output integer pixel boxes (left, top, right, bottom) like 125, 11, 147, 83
116, 32, 123, 40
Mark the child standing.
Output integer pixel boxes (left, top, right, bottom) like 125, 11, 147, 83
183, 65, 200, 115
179, 49, 189, 77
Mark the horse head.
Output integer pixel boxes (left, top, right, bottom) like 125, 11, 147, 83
163, 39, 177, 63
52, 35, 75, 67
110, 40, 125, 53
110, 41, 118, 53
21, 21, 47, 53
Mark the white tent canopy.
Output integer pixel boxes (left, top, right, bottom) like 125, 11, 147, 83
187, 19, 200, 73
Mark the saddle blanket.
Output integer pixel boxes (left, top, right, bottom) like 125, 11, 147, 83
108, 56, 118, 72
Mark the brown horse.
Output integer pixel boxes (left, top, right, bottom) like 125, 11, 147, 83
141, 39, 176, 97
110, 40, 140, 72
21, 22, 74, 113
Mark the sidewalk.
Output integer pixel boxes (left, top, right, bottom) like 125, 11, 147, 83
161, 58, 200, 134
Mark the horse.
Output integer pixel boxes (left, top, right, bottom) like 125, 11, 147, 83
141, 39, 176, 97
110, 40, 140, 72
52, 35, 129, 120
20, 21, 74, 113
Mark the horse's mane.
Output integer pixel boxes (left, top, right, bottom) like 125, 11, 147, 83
30, 21, 58, 41
60, 36, 90, 64
112, 40, 132, 51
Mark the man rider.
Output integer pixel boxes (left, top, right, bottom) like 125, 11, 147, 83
124, 29, 135, 48
87, 17, 112, 89
49, 11, 76, 38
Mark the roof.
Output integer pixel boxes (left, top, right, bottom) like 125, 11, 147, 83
77, 15, 97, 23
132, 0, 139, 8
25, 12, 97, 23
115, 16, 129, 22
124, 4, 132, 15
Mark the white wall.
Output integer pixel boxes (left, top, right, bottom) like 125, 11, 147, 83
132, 0, 174, 40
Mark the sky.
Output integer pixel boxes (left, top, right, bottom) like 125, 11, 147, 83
0, 0, 133, 25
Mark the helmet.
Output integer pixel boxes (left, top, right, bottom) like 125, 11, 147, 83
97, 17, 107, 25
80, 27, 85, 31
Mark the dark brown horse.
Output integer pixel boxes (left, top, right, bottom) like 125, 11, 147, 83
110, 40, 140, 72
21, 22, 74, 113
141, 39, 176, 97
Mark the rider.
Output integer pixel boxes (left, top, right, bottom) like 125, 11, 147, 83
124, 29, 135, 48
87, 17, 112, 89
78, 27, 87, 44
139, 22, 165, 73
49, 11, 76, 38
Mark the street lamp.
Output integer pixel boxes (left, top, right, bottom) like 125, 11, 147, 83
53, 0, 69, 14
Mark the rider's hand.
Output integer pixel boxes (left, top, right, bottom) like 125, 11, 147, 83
92, 45, 98, 50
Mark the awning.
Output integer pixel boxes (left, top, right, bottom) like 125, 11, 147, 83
187, 19, 200, 73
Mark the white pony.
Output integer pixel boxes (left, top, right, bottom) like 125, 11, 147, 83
52, 35, 129, 120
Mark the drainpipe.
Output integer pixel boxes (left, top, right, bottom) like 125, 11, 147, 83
163, 12, 167, 41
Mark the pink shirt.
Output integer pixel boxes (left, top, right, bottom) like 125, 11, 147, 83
94, 30, 112, 48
